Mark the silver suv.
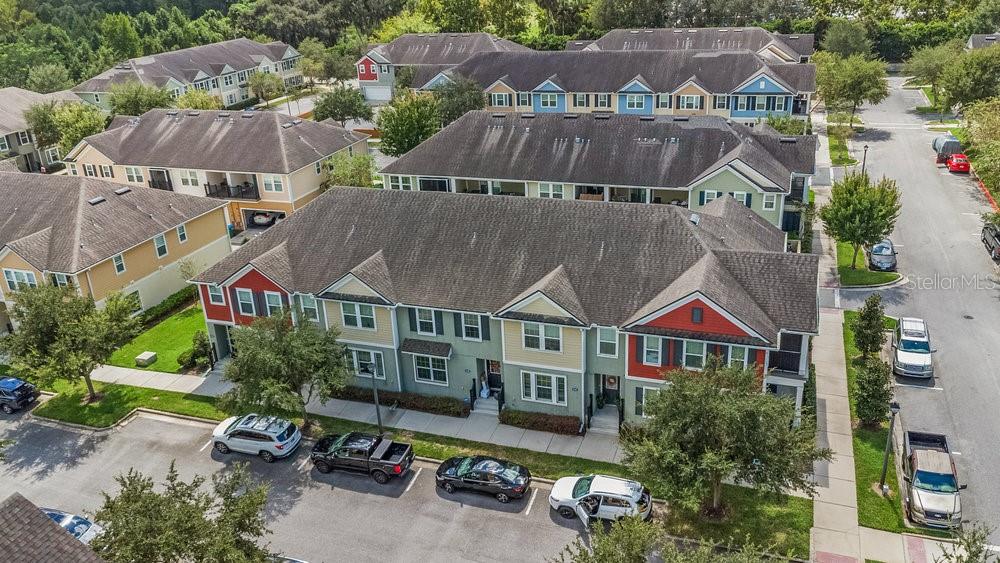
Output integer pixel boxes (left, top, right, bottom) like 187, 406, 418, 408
892, 318, 935, 378
212, 414, 302, 463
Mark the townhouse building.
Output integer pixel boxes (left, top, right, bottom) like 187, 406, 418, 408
380, 112, 816, 232
192, 188, 819, 428
73, 38, 303, 110
567, 27, 815, 63
357, 32, 530, 103
0, 172, 229, 336
421, 50, 815, 123
0, 87, 80, 172
64, 109, 369, 231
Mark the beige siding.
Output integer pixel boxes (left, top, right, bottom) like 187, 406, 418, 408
336, 277, 379, 297
0, 251, 42, 302
674, 84, 710, 116
324, 300, 395, 347
288, 163, 323, 202
515, 296, 568, 317
502, 320, 583, 371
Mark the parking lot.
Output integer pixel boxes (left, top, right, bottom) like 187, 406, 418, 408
0, 412, 584, 562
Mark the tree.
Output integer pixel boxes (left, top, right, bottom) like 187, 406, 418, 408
221, 311, 350, 430
247, 71, 284, 107
297, 37, 329, 87
941, 47, 1000, 111
904, 42, 963, 111
483, 0, 529, 38
0, 285, 139, 402
935, 523, 999, 563
377, 92, 441, 157
820, 19, 872, 58
108, 82, 173, 116
966, 97, 1000, 147
51, 102, 107, 159
174, 90, 222, 110
313, 85, 373, 125
322, 153, 375, 189
815, 53, 889, 126
856, 359, 892, 427
621, 360, 831, 514
553, 516, 661, 563
25, 62, 71, 93
23, 101, 60, 149
432, 75, 486, 126
90, 462, 270, 563
373, 10, 439, 43
764, 113, 808, 135
853, 293, 887, 361
100, 13, 142, 60
590, 0, 666, 31
820, 172, 902, 270
420, 0, 486, 32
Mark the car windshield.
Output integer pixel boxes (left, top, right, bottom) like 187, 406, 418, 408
872, 244, 893, 256
914, 470, 958, 493
572, 476, 594, 499
456, 457, 475, 477
277, 423, 297, 442
899, 338, 931, 353
327, 434, 349, 452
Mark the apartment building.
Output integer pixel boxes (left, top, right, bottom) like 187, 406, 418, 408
568, 27, 815, 63
73, 38, 303, 110
193, 188, 819, 427
0, 87, 80, 172
380, 112, 816, 232
64, 109, 369, 230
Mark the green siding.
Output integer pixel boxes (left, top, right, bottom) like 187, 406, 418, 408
502, 363, 584, 419
342, 342, 401, 392
688, 168, 783, 226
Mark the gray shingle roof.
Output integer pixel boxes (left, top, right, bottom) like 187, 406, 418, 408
0, 172, 224, 273
588, 27, 814, 59
0, 493, 106, 563
0, 87, 79, 135
401, 338, 453, 357
78, 109, 367, 174
74, 38, 296, 93
372, 33, 530, 66
196, 188, 818, 341
439, 50, 815, 94
967, 34, 1000, 49
380, 112, 816, 193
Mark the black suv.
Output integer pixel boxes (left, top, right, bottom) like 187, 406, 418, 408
0, 377, 40, 414
983, 224, 1000, 260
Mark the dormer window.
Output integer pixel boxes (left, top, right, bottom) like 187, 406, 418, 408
691, 307, 704, 324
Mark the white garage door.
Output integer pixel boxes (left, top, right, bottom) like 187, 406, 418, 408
364, 86, 392, 102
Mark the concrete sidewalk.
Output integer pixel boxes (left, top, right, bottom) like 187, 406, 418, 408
89, 364, 623, 464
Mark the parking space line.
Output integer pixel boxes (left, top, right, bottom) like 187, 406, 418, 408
199, 440, 212, 452
525, 488, 538, 516
405, 467, 422, 493
894, 383, 944, 391
298, 456, 311, 471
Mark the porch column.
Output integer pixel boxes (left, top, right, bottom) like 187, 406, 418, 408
798, 334, 810, 375
225, 172, 233, 185
603, 188, 610, 202
794, 384, 804, 426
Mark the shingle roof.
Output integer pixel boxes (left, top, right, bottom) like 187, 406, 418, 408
588, 27, 814, 59
371, 33, 530, 66
74, 38, 296, 92
400, 338, 453, 357
380, 112, 816, 193
439, 50, 815, 93
77, 109, 367, 174
0, 493, 106, 563
967, 34, 1000, 49
0, 87, 79, 135
196, 188, 819, 341
0, 172, 224, 273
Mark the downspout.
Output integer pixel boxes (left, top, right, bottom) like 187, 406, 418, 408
580, 327, 587, 434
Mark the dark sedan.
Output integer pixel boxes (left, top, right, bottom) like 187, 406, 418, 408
867, 239, 897, 272
435, 456, 531, 503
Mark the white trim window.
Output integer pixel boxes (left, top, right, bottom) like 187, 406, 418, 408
490, 92, 511, 107
775, 96, 786, 111
315, 161, 323, 175
729, 345, 749, 368
112, 253, 126, 274
523, 322, 561, 352
538, 182, 564, 199
732, 191, 747, 206
68, 163, 77, 176
153, 234, 168, 258
625, 94, 645, 110
263, 175, 284, 192
684, 341, 706, 369
16, 131, 30, 145
99, 164, 113, 178
573, 93, 588, 107
595, 94, 611, 108
176, 224, 188, 243
755, 96, 767, 111
415, 307, 436, 335
342, 302, 376, 330
3, 269, 37, 291
521, 371, 567, 405
634, 386, 660, 418
414, 355, 448, 385
597, 328, 618, 357
737, 96, 747, 111
125, 166, 143, 183
462, 313, 482, 341
351, 349, 385, 379
657, 94, 670, 108
517, 92, 530, 106
44, 147, 61, 164
713, 95, 728, 109
763, 194, 777, 210
50, 273, 70, 287
264, 291, 283, 316
679, 95, 700, 110
643, 336, 661, 366
223, 74, 234, 87
389, 176, 413, 190
236, 289, 255, 316
539, 93, 559, 108
83, 164, 96, 177
0, 136, 8, 152
208, 285, 225, 305
703, 190, 718, 204
300, 294, 319, 322
179, 169, 199, 187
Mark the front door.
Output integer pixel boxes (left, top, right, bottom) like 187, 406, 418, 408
149, 169, 172, 190
487, 360, 502, 391
602, 374, 620, 404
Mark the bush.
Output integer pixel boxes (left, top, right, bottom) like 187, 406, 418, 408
177, 348, 195, 369
192, 331, 211, 361
330, 386, 469, 417
800, 201, 817, 253
138, 286, 197, 328
499, 409, 581, 435
226, 97, 260, 111
856, 359, 892, 427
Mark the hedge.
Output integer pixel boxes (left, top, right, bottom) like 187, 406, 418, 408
138, 285, 197, 328
330, 385, 470, 418
498, 409, 581, 435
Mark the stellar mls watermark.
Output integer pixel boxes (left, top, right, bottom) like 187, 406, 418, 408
906, 274, 1000, 291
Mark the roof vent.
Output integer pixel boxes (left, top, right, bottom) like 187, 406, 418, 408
281, 123, 293, 129
689, 213, 701, 225
734, 29, 743, 32
563, 114, 579, 119
87, 196, 106, 206
594, 114, 610, 120
669, 137, 678, 143
719, 29, 728, 32
987, 35, 998, 41
789, 35, 800, 39
241, 113, 254, 119
218, 112, 230, 118
688, 29, 696, 33
521, 113, 535, 119
630, 30, 639, 34
639, 115, 654, 121
673, 30, 682, 33
673, 116, 689, 122
491, 113, 505, 118
113, 187, 131, 195
165, 110, 179, 116
779, 136, 797, 143
292, 119, 302, 125
187, 111, 200, 117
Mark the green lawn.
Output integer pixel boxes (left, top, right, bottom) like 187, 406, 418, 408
35, 380, 224, 428
108, 306, 206, 373
828, 112, 864, 127
837, 242, 901, 287
829, 132, 858, 166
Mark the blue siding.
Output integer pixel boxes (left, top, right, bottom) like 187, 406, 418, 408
729, 94, 794, 119
620, 81, 653, 93
532, 93, 566, 112
617, 94, 654, 115
735, 74, 791, 95
422, 74, 452, 90
534, 80, 564, 92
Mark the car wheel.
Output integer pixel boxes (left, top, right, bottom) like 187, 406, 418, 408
993, 248, 1000, 261
558, 506, 576, 519
213, 441, 230, 454
496, 492, 510, 504
259, 450, 275, 463
372, 471, 390, 485
315, 461, 332, 474
443, 481, 455, 494
1, 404, 13, 414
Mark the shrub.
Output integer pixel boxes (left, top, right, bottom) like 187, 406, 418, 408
800, 201, 817, 253
856, 359, 892, 427
499, 409, 581, 435
330, 386, 470, 417
192, 331, 211, 362
177, 348, 195, 369
138, 286, 197, 328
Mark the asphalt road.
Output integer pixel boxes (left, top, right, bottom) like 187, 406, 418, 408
838, 77, 1000, 538
0, 412, 585, 562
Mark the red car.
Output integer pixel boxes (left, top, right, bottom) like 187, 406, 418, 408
946, 153, 971, 173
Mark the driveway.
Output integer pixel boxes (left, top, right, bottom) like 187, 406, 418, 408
0, 412, 583, 562
837, 77, 1000, 538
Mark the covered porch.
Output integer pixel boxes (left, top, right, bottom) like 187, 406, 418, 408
203, 171, 260, 201
452, 178, 527, 196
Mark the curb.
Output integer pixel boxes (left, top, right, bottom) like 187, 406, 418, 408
838, 274, 909, 291
976, 177, 999, 212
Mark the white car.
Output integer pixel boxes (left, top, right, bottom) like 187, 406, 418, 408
212, 414, 302, 463
549, 474, 652, 523
892, 318, 935, 378
42, 508, 103, 545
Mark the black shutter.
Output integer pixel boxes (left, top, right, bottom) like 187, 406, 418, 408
408, 308, 417, 331
698, 191, 706, 205
719, 345, 730, 364
634, 335, 643, 363
253, 292, 266, 316
745, 193, 752, 207
453, 312, 462, 337
229, 287, 238, 314
434, 310, 444, 335
635, 386, 644, 417
280, 293, 290, 309
766, 96, 775, 111
698, 96, 704, 110
108, 166, 115, 178
672, 339, 683, 366
481, 315, 491, 340
660, 338, 668, 366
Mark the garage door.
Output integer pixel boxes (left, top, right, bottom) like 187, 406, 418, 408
364, 86, 392, 102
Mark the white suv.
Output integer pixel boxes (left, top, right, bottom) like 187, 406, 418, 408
549, 474, 652, 524
892, 318, 935, 378
212, 414, 302, 463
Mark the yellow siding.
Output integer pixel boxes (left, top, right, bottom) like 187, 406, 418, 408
0, 251, 42, 301
502, 320, 583, 371
515, 296, 568, 317
288, 164, 323, 202
674, 84, 711, 116
324, 301, 395, 346
336, 277, 379, 297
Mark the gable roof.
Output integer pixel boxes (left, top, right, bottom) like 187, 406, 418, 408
74, 38, 297, 92
587, 27, 815, 60
73, 109, 367, 174
967, 34, 1000, 50
0, 172, 224, 273
444, 50, 815, 95
196, 188, 819, 341
370, 33, 530, 66
380, 112, 816, 193
0, 88, 79, 135
0, 493, 106, 563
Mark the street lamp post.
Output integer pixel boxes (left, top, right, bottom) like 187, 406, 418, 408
879, 401, 901, 495
862, 144, 870, 175
361, 363, 383, 434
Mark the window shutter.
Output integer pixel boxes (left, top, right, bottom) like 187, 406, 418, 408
453, 312, 462, 337
667, 94, 672, 109
434, 310, 444, 335
698, 96, 704, 110
635, 335, 643, 362
108, 167, 115, 178
744, 193, 752, 207
253, 292, 267, 316
672, 339, 683, 366
481, 315, 491, 340
766, 96, 775, 111
660, 338, 668, 367
280, 293, 289, 308
408, 308, 417, 331
698, 191, 706, 206
229, 287, 238, 314
635, 386, 644, 417
719, 345, 730, 363
98, 166, 105, 178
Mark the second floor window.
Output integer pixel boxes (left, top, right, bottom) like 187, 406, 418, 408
517, 93, 530, 106
595, 94, 611, 108
775, 96, 786, 111
16, 131, 30, 145
223, 74, 234, 87
539, 93, 558, 108
389, 176, 412, 190
625, 94, 644, 110
679, 95, 701, 110
462, 313, 481, 340
113, 253, 126, 274
0, 136, 8, 152
523, 322, 560, 352
538, 183, 563, 199
573, 93, 588, 107
490, 93, 511, 107
643, 336, 660, 366
176, 224, 188, 243
714, 95, 728, 109
153, 234, 168, 258
415, 308, 435, 334
208, 285, 225, 305
684, 341, 706, 369
300, 294, 319, 321
99, 165, 113, 178
263, 175, 283, 192
84, 164, 96, 177
125, 167, 143, 183
763, 194, 777, 210
51, 273, 70, 287
264, 292, 283, 316
236, 289, 255, 316
598, 328, 617, 357
657, 94, 670, 108
179, 170, 199, 187
3, 269, 37, 291
342, 302, 375, 329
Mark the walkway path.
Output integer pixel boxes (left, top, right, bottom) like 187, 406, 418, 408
89, 364, 623, 464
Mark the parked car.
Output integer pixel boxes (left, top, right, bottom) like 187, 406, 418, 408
310, 432, 414, 484
549, 474, 652, 523
0, 376, 40, 414
212, 414, 301, 463
892, 318, 935, 378
251, 211, 278, 227
903, 431, 966, 529
866, 239, 897, 272
41, 508, 103, 544
982, 223, 1000, 260
946, 153, 971, 173
932, 134, 963, 164
435, 456, 531, 503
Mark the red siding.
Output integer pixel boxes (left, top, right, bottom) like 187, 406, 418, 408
229, 268, 287, 326
357, 57, 377, 81
627, 335, 667, 380
641, 298, 748, 337
200, 285, 231, 323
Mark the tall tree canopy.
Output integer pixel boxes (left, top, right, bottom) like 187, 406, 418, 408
377, 92, 441, 157
820, 172, 902, 270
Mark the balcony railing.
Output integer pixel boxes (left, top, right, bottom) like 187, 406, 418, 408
148, 179, 172, 191
769, 350, 802, 372
204, 182, 260, 201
